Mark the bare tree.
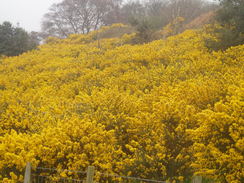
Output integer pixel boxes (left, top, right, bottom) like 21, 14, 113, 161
41, 0, 122, 38
145, 0, 170, 28
167, 0, 210, 22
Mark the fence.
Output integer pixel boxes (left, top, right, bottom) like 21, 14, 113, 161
24, 163, 90, 183
24, 162, 203, 183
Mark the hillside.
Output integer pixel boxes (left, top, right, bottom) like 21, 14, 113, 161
0, 24, 243, 183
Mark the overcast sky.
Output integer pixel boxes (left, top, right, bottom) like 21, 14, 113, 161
0, 0, 62, 32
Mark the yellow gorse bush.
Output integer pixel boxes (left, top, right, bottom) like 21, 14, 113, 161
0, 24, 243, 182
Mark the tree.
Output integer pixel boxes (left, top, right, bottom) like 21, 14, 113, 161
217, 0, 244, 33
145, 0, 171, 29
41, 0, 216, 40
206, 0, 244, 50
0, 22, 39, 57
41, 0, 123, 38
0, 22, 14, 56
167, 0, 212, 23
118, 0, 215, 43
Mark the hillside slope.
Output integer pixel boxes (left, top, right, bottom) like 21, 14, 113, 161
0, 25, 243, 182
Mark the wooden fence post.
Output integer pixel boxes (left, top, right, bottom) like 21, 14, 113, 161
192, 176, 202, 183
24, 162, 32, 183
86, 166, 95, 183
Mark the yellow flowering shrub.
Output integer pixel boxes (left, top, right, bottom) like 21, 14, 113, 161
190, 83, 244, 183
0, 24, 243, 182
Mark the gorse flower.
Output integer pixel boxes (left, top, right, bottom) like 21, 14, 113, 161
0, 24, 243, 182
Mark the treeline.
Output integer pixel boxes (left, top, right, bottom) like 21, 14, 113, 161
41, 0, 216, 38
40, 0, 244, 48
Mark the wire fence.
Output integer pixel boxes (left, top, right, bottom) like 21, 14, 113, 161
25, 163, 169, 183
32, 175, 84, 183
25, 163, 204, 183
29, 165, 87, 183
96, 171, 166, 183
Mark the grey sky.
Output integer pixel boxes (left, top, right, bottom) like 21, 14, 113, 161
0, 0, 61, 32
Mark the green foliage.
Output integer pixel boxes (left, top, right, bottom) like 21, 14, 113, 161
0, 22, 39, 57
130, 18, 157, 44
217, 0, 244, 32
212, 0, 244, 49
204, 24, 244, 51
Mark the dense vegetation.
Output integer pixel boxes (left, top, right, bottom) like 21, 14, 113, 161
0, 24, 243, 182
212, 0, 244, 50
